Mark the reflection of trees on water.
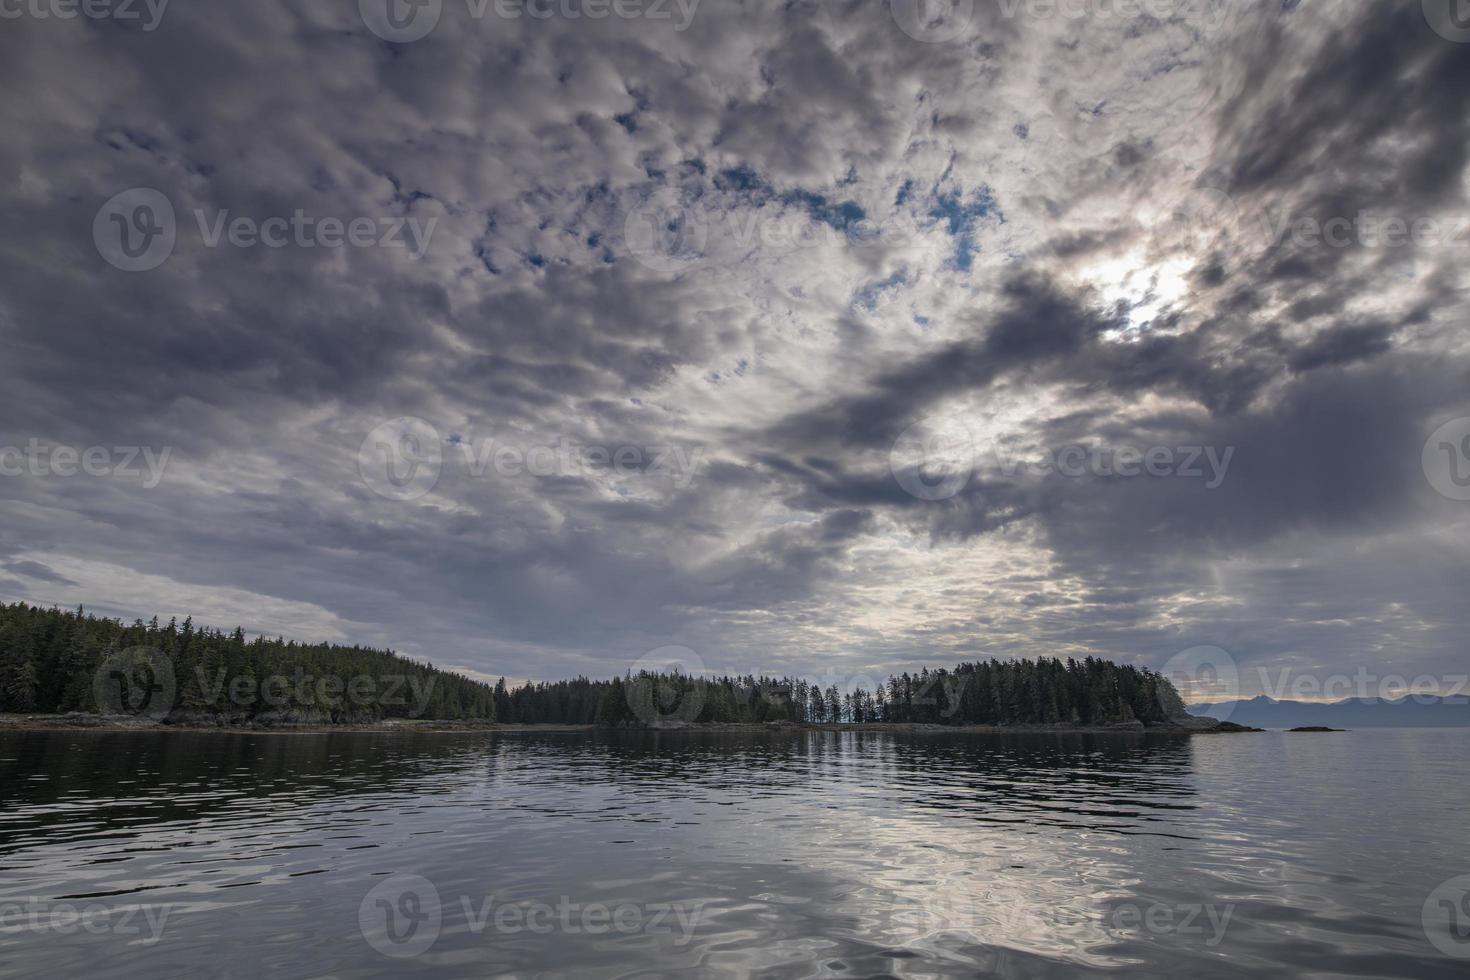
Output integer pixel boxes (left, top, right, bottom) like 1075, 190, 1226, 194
497, 729, 1200, 837
0, 729, 1199, 858
0, 731, 498, 855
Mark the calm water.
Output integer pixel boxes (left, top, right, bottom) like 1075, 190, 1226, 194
0, 729, 1466, 979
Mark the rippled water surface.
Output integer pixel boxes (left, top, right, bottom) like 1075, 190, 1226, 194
1, 729, 1466, 978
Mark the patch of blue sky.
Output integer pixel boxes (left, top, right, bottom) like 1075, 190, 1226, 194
854, 268, 910, 311
927, 185, 1002, 271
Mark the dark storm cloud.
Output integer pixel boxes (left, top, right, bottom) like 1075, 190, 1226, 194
1, 561, 77, 587
766, 273, 1117, 449
1286, 322, 1396, 374
0, 0, 1467, 693
1220, 3, 1470, 204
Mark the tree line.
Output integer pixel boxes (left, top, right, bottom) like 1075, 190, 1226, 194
0, 602, 494, 722
508, 657, 1186, 727
0, 602, 1187, 727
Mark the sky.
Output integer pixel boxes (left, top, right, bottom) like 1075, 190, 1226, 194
1, 0, 1468, 700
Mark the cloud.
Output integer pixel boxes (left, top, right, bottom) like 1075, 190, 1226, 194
0, 0, 1466, 694
1, 560, 77, 587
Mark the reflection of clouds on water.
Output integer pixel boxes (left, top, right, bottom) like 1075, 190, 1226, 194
577, 731, 1197, 967
867, 822, 1119, 966
3, 729, 1465, 976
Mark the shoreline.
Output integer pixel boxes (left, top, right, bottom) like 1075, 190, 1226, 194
0, 714, 1258, 736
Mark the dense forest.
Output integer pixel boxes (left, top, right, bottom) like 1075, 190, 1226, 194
0, 602, 495, 722
506, 657, 1188, 728
0, 602, 1188, 728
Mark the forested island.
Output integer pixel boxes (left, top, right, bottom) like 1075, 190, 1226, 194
0, 602, 1227, 732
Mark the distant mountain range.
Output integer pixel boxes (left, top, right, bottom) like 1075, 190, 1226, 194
1186, 695, 1470, 729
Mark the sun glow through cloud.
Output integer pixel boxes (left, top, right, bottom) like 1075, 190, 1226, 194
1076, 252, 1194, 329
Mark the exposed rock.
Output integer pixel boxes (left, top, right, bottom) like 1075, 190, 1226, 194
1163, 714, 1224, 731
1153, 714, 1264, 733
